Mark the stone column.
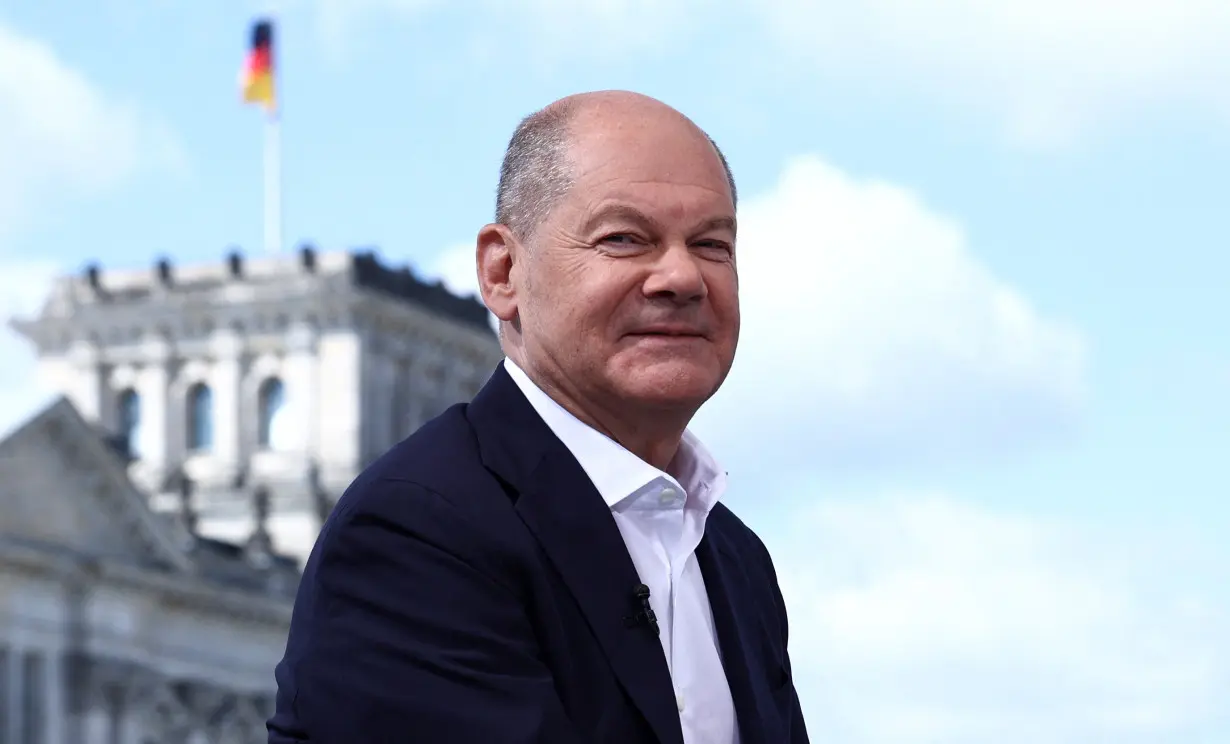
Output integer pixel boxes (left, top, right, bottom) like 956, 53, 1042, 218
115, 669, 158, 744
209, 327, 244, 484
315, 329, 361, 489
370, 351, 398, 454
17, 650, 48, 744
1, 645, 15, 744
136, 333, 172, 486
283, 321, 319, 456
391, 357, 409, 441
65, 339, 104, 423
116, 705, 142, 744
80, 705, 110, 744
416, 343, 448, 425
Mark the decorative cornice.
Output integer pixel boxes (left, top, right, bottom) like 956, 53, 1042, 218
0, 540, 293, 626
9, 248, 497, 359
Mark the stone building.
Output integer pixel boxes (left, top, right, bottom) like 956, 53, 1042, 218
0, 247, 502, 743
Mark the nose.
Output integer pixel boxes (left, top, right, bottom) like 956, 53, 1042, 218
642, 243, 707, 304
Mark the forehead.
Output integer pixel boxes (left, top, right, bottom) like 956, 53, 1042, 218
561, 112, 734, 219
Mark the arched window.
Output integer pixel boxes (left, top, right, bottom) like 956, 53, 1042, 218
186, 383, 213, 452
258, 377, 288, 450
117, 388, 141, 457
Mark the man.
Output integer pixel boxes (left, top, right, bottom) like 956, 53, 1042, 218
267, 90, 808, 744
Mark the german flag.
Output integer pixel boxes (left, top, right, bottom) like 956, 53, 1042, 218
240, 19, 275, 112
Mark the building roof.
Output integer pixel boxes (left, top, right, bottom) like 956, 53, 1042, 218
0, 397, 298, 619
8, 245, 493, 347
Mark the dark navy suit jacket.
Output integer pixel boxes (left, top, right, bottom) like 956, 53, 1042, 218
267, 364, 809, 744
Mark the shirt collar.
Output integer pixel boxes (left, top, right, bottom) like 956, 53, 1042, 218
503, 358, 727, 513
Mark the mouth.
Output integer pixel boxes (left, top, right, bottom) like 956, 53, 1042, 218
626, 327, 706, 339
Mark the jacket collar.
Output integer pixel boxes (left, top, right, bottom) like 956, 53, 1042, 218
466, 363, 686, 744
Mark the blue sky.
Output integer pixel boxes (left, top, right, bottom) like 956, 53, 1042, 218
2, 0, 1228, 740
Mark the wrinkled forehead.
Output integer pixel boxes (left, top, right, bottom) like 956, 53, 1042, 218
566, 110, 733, 203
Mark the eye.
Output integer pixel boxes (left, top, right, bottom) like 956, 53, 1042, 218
693, 239, 733, 258
596, 233, 648, 254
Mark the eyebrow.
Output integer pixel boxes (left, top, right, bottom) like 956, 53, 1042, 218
581, 204, 737, 237
695, 216, 737, 236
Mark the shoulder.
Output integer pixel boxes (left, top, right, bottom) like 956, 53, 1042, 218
306, 404, 529, 590
708, 502, 777, 568
708, 503, 795, 635
359, 403, 490, 494
708, 503, 789, 600
336, 402, 511, 518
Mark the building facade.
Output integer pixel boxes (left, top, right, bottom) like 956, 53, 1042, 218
0, 247, 502, 743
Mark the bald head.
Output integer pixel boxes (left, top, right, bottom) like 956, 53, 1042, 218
494, 91, 737, 241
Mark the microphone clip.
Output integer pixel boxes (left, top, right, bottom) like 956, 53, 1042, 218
624, 583, 660, 637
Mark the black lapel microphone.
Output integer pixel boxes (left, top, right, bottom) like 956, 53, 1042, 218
624, 583, 660, 637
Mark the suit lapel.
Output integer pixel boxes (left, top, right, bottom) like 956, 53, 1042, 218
696, 513, 768, 744
467, 365, 685, 744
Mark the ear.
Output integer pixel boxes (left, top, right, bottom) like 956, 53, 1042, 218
476, 223, 521, 324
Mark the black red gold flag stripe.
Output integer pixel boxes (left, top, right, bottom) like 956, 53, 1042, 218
241, 19, 275, 112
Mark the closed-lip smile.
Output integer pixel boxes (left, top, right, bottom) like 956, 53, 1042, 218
627, 325, 705, 338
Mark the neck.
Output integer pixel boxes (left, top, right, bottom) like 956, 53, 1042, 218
509, 355, 692, 471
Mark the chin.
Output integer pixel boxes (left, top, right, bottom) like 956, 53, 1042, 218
611, 357, 725, 409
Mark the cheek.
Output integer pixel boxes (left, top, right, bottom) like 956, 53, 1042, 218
526, 270, 620, 342
576, 271, 639, 324
706, 268, 740, 321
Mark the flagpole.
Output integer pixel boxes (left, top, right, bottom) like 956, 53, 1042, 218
243, 14, 280, 254
264, 110, 282, 255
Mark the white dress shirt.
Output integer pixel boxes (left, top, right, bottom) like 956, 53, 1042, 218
504, 359, 739, 744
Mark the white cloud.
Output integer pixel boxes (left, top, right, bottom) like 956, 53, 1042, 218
431, 241, 481, 306
308, 0, 1230, 143
0, 22, 184, 436
776, 494, 1229, 743
700, 155, 1084, 471
755, 0, 1230, 146
307, 0, 704, 52
430, 154, 1085, 471
0, 24, 185, 235
307, 0, 444, 56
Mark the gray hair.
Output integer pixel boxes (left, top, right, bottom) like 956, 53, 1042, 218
494, 104, 738, 241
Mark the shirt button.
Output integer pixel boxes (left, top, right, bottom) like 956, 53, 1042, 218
676, 693, 685, 712
659, 487, 678, 505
